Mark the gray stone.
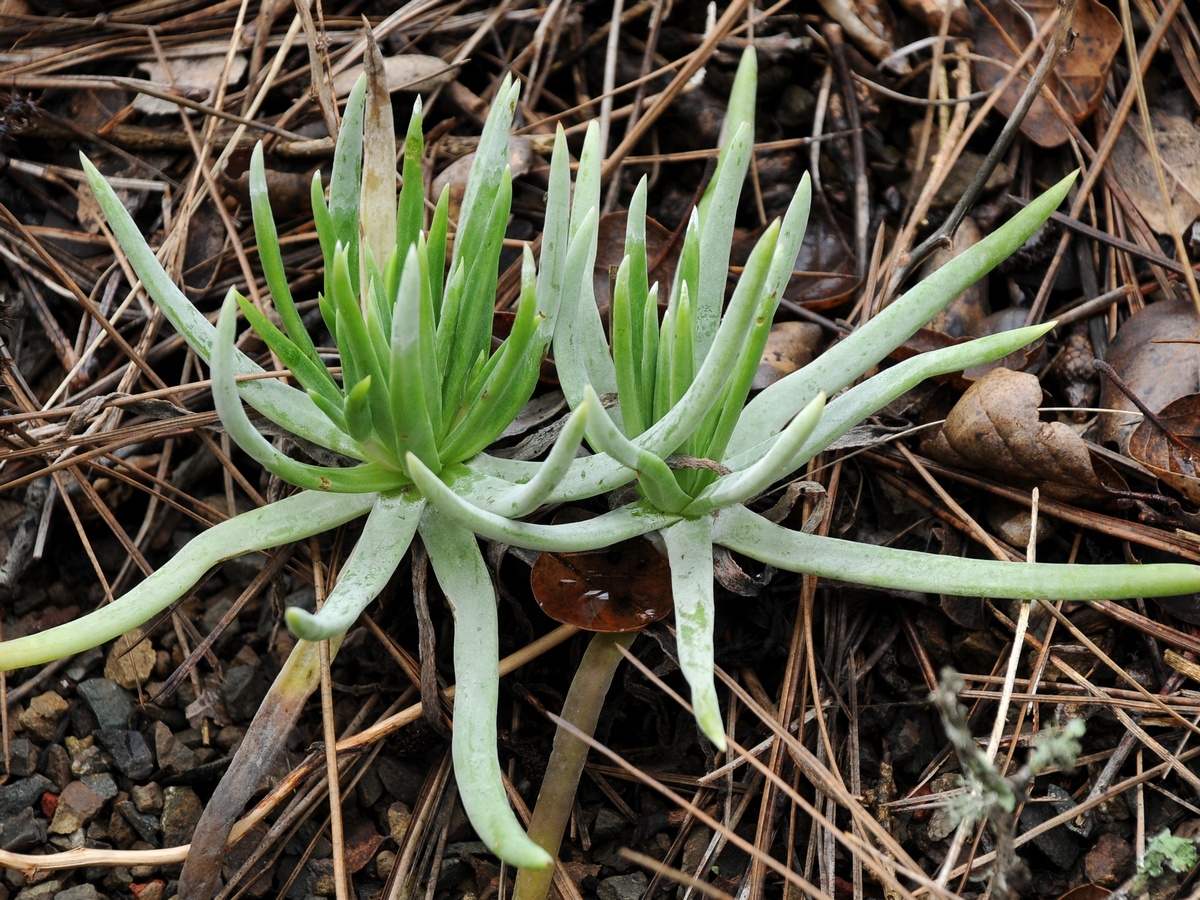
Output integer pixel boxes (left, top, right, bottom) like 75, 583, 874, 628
0, 775, 52, 818
93, 731, 153, 781
114, 801, 158, 844
152, 722, 197, 777
14, 880, 61, 900
596, 872, 648, 900
79, 775, 118, 803
76, 679, 133, 731
221, 665, 270, 722
592, 807, 626, 842
53, 885, 100, 900
49, 782, 104, 834
44, 745, 70, 791
0, 807, 47, 851
160, 786, 202, 847
0, 740, 35, 778
19, 692, 68, 742
376, 758, 423, 805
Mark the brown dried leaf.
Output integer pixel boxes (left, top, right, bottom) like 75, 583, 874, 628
752, 322, 824, 390
332, 54, 456, 98
1109, 108, 1200, 236
135, 52, 247, 116
929, 367, 1124, 500
1095, 298, 1200, 454
593, 211, 677, 317
531, 538, 673, 633
971, 0, 1121, 148
1128, 395, 1200, 504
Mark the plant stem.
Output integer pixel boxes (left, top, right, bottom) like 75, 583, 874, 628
515, 631, 637, 900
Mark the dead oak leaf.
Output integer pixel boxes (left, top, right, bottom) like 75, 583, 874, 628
1129, 394, 1200, 505
928, 367, 1124, 501
971, 0, 1121, 148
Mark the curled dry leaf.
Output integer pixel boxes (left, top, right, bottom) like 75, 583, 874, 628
531, 537, 674, 633
593, 211, 676, 317
1095, 298, 1200, 454
432, 137, 534, 224
135, 52, 248, 115
752, 321, 824, 390
332, 54, 456, 98
1109, 108, 1200, 236
926, 367, 1126, 501
920, 218, 990, 337
1128, 395, 1200, 504
971, 0, 1121, 148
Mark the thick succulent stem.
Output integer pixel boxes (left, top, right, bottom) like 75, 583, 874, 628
515, 631, 637, 900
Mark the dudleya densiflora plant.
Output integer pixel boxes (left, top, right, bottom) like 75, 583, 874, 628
405, 49, 1200, 757
0, 67, 610, 870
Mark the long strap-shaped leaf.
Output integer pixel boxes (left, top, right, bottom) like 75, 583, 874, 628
408, 453, 678, 551
0, 491, 374, 671
80, 157, 363, 459
728, 172, 1077, 455
661, 516, 725, 750
712, 504, 1200, 599
723, 323, 1055, 473
211, 290, 404, 492
286, 490, 425, 641
419, 507, 553, 870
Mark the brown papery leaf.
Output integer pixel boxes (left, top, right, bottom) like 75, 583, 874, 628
593, 211, 676, 318
928, 367, 1125, 501
531, 538, 673, 633
971, 0, 1121, 148
1095, 298, 1200, 454
1128, 394, 1200, 504
1109, 109, 1200, 236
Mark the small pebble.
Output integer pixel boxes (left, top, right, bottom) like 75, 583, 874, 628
160, 786, 202, 847
80, 774, 118, 803
597, 872, 648, 900
152, 722, 197, 777
131, 783, 163, 814
114, 800, 159, 844
49, 782, 104, 834
13, 879, 61, 900
18, 693, 68, 742
93, 731, 153, 781
0, 740, 35, 778
104, 629, 155, 690
53, 885, 100, 900
76, 679, 134, 731
0, 776, 54, 818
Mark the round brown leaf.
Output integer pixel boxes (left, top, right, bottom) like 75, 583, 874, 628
531, 538, 673, 633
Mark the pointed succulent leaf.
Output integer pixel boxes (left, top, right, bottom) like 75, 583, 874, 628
212, 290, 401, 492
286, 490, 425, 640
582, 386, 692, 514
397, 96, 426, 273
0, 491, 373, 671
235, 294, 340, 405
713, 504, 1200, 601
688, 392, 825, 516
729, 172, 1077, 455
694, 122, 754, 362
725, 323, 1056, 473
249, 143, 325, 371
661, 517, 725, 750
408, 453, 678, 550
329, 75, 366, 296
389, 244, 441, 470
418, 506, 553, 870
534, 126, 572, 342
80, 155, 362, 459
